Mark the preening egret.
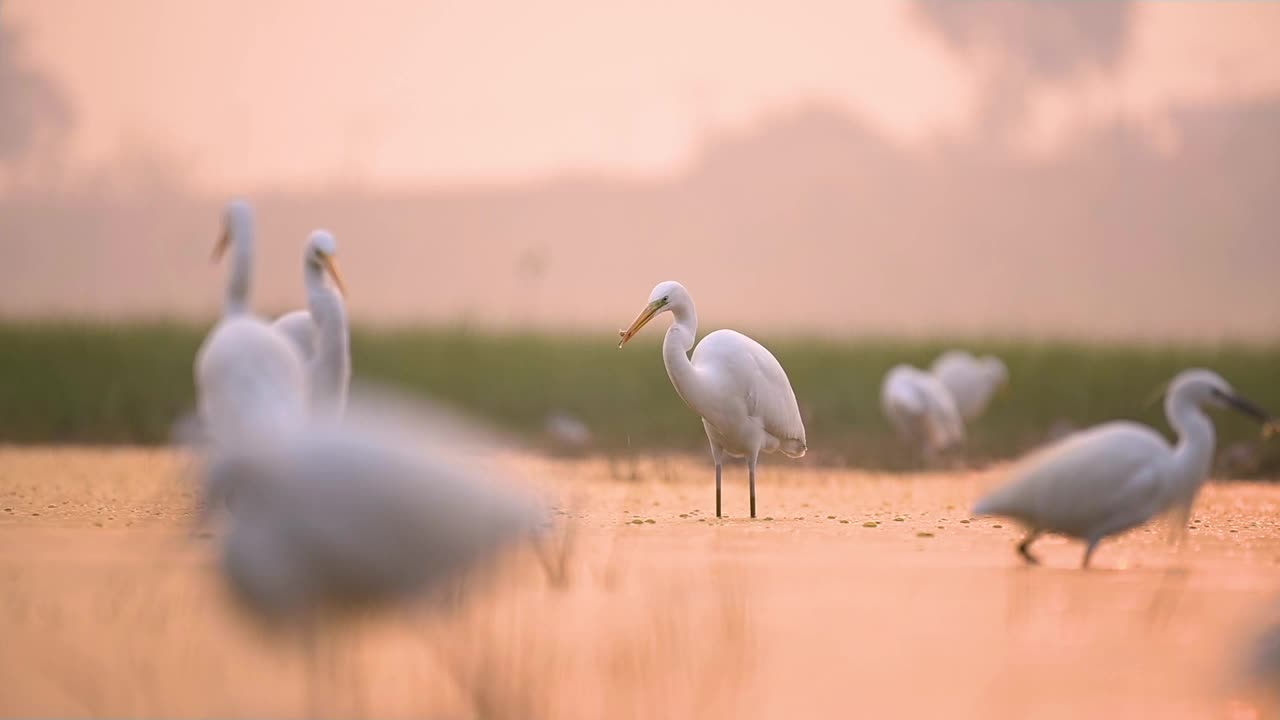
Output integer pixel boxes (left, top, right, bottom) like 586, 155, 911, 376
972, 369, 1273, 568
194, 200, 306, 446
273, 231, 350, 419
617, 281, 806, 518
930, 350, 1008, 422
881, 364, 965, 461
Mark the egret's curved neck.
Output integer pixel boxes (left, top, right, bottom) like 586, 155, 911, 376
305, 262, 350, 418
1166, 392, 1215, 500
224, 219, 253, 316
661, 299, 706, 411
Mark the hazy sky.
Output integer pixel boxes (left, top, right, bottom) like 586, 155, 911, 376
7, 1, 1280, 190
3, 2, 1279, 340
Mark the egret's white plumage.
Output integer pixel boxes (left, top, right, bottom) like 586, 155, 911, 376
931, 350, 1008, 422
881, 364, 965, 461
973, 368, 1272, 568
273, 311, 316, 359
199, 396, 545, 620
195, 201, 307, 446
618, 281, 805, 518
190, 387, 546, 715
272, 230, 350, 419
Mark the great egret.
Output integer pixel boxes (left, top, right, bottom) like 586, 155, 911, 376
198, 397, 545, 621
194, 200, 307, 446
880, 364, 965, 462
972, 369, 1273, 568
273, 231, 350, 419
930, 350, 1008, 422
617, 281, 806, 518
193, 387, 546, 715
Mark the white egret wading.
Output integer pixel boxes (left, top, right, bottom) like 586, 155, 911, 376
273, 231, 350, 419
973, 369, 1273, 568
931, 350, 1008, 422
618, 281, 806, 518
194, 201, 306, 446
881, 364, 965, 462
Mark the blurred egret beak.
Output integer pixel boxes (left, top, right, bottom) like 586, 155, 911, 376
618, 299, 666, 348
212, 227, 230, 262
320, 254, 347, 297
1213, 388, 1273, 425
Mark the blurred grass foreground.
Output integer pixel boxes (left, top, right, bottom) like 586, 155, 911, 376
2, 323, 1278, 474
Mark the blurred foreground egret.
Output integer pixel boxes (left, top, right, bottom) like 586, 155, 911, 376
195, 200, 306, 446
973, 369, 1273, 568
880, 364, 965, 462
930, 350, 1008, 422
618, 281, 806, 518
273, 231, 351, 419
198, 392, 545, 621
193, 387, 547, 714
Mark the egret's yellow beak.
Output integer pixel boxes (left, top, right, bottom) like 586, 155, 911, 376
618, 299, 665, 348
320, 254, 347, 297
212, 227, 230, 262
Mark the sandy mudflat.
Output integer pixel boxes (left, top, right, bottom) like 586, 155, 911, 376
2, 446, 1280, 718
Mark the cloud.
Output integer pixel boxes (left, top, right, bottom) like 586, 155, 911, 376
912, 1, 1134, 134
0, 18, 73, 173
912, 1, 1134, 83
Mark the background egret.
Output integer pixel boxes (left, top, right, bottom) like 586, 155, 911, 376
930, 350, 1009, 422
544, 410, 592, 454
273, 230, 351, 419
972, 369, 1273, 568
617, 280, 806, 518
194, 201, 306, 446
880, 363, 965, 463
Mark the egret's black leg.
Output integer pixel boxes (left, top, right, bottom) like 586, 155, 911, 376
715, 463, 722, 518
748, 458, 757, 519
1017, 530, 1042, 565
1082, 539, 1101, 570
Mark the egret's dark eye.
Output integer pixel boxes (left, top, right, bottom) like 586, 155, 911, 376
662, 295, 669, 303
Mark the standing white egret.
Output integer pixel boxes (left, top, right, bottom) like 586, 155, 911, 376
972, 369, 1273, 568
617, 281, 806, 518
930, 350, 1008, 422
880, 364, 965, 462
195, 200, 307, 446
272, 231, 350, 419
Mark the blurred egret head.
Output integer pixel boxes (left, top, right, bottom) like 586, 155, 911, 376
1167, 368, 1272, 425
306, 230, 346, 296
214, 199, 253, 262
